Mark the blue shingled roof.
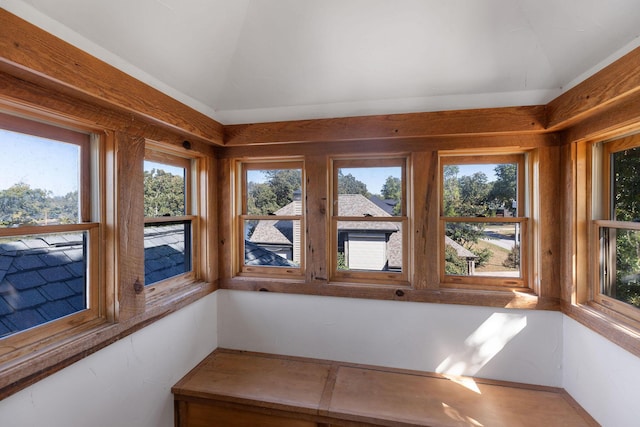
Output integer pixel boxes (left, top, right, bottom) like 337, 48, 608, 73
0, 224, 189, 339
143, 223, 188, 285
0, 233, 87, 338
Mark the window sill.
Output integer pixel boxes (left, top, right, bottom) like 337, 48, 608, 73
0, 279, 216, 400
562, 300, 640, 359
220, 277, 559, 310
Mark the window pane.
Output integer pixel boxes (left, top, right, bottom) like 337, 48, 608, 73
337, 166, 402, 217
337, 220, 402, 272
443, 163, 518, 217
0, 129, 80, 227
611, 146, 640, 221
602, 227, 640, 308
0, 232, 87, 338
445, 222, 521, 277
245, 169, 302, 215
244, 219, 300, 267
144, 160, 186, 217
144, 222, 191, 285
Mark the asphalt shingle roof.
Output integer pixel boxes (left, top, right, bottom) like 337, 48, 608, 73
0, 233, 86, 338
244, 240, 296, 267
0, 224, 189, 339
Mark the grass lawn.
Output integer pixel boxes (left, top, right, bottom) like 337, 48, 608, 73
473, 239, 518, 273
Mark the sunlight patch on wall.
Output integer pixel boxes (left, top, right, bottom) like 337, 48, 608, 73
436, 313, 527, 393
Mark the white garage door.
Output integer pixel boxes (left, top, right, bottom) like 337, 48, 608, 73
347, 234, 386, 270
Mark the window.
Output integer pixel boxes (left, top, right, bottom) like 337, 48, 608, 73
331, 157, 408, 284
594, 136, 640, 320
238, 160, 304, 277
440, 154, 527, 288
0, 112, 99, 356
144, 146, 196, 286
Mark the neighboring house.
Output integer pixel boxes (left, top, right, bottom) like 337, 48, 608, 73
335, 194, 402, 271
248, 194, 477, 273
445, 235, 478, 275
249, 192, 303, 265
249, 194, 403, 271
0, 225, 189, 339
244, 240, 297, 267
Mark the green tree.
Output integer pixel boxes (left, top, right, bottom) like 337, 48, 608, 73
246, 169, 301, 215
443, 165, 461, 217
610, 148, 640, 306
0, 182, 50, 226
337, 171, 369, 197
247, 182, 279, 215
49, 191, 79, 224
445, 245, 468, 275
488, 164, 517, 214
264, 169, 302, 209
458, 172, 490, 216
381, 176, 402, 215
503, 244, 521, 269
144, 168, 185, 217
442, 167, 493, 268
613, 147, 640, 222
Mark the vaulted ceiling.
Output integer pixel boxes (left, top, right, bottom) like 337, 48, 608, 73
4, 0, 640, 124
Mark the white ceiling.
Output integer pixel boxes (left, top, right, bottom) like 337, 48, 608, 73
4, 0, 640, 124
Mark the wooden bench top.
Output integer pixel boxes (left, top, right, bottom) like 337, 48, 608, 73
172, 349, 599, 427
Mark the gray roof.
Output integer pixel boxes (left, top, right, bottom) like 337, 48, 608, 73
445, 236, 478, 259
249, 200, 300, 245
250, 194, 403, 269
244, 240, 296, 267
0, 233, 86, 338
0, 224, 188, 339
369, 196, 398, 215
143, 224, 188, 285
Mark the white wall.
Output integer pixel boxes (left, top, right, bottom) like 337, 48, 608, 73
0, 292, 218, 427
4, 290, 640, 427
563, 315, 640, 427
217, 290, 563, 386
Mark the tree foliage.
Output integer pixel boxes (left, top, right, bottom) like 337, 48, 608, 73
445, 245, 468, 275
610, 148, 640, 307
144, 168, 185, 217
443, 164, 518, 271
381, 176, 402, 215
247, 169, 302, 215
0, 182, 77, 226
488, 164, 518, 214
337, 171, 369, 197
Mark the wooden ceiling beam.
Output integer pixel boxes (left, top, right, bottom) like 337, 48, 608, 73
546, 46, 640, 131
224, 106, 547, 145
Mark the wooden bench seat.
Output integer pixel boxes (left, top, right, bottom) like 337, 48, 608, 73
172, 349, 598, 427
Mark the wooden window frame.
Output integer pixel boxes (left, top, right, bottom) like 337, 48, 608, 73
143, 142, 201, 295
439, 153, 529, 290
0, 111, 103, 364
236, 159, 305, 279
591, 135, 640, 322
330, 156, 409, 285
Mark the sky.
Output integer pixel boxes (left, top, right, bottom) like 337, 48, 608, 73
0, 129, 79, 196
339, 166, 401, 195
455, 164, 499, 181
1, 129, 503, 199
0, 128, 187, 198
144, 160, 184, 177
